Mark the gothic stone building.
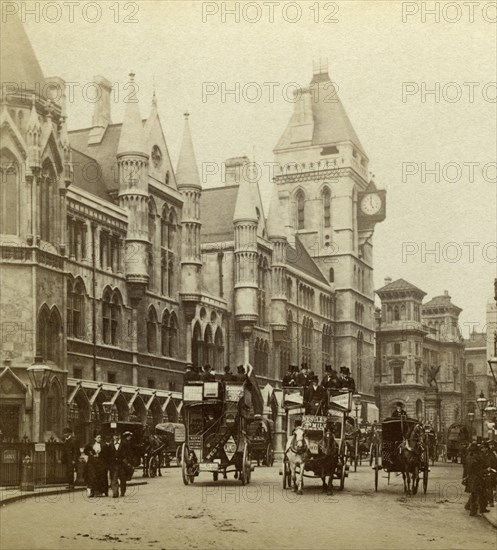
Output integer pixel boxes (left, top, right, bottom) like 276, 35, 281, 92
375, 278, 465, 433
0, 16, 385, 445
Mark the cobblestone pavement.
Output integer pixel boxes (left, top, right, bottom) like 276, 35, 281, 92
1, 462, 495, 549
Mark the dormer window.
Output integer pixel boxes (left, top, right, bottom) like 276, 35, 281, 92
151, 145, 162, 169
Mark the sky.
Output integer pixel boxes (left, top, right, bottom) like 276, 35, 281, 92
16, 0, 497, 336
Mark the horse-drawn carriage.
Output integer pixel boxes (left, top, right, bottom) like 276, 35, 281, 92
446, 423, 469, 463
280, 387, 351, 494
181, 368, 263, 485
371, 417, 429, 495
144, 422, 186, 477
247, 416, 275, 467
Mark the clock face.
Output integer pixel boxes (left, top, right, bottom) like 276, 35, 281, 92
360, 193, 382, 215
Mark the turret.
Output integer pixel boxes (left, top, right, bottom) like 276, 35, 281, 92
177, 112, 202, 300
267, 183, 288, 334
233, 176, 258, 328
117, 72, 149, 298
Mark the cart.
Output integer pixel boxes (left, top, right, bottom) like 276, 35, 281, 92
181, 372, 262, 485
247, 416, 275, 466
372, 417, 429, 494
155, 422, 186, 466
280, 387, 351, 491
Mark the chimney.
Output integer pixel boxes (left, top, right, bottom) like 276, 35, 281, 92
88, 75, 112, 145
444, 290, 449, 296
224, 156, 249, 186
384, 276, 392, 286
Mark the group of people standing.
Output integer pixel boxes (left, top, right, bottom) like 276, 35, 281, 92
462, 439, 497, 517
282, 364, 356, 415
62, 427, 134, 498
184, 363, 251, 383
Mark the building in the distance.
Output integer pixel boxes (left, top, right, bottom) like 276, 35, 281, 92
375, 278, 465, 434
0, 17, 385, 446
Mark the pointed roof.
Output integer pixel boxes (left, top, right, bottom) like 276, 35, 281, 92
376, 278, 426, 296
176, 112, 200, 188
423, 291, 462, 313
274, 68, 366, 156
266, 184, 286, 239
27, 98, 41, 132
117, 72, 147, 156
233, 176, 258, 223
0, 14, 45, 91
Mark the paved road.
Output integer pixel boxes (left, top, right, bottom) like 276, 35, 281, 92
0, 461, 495, 549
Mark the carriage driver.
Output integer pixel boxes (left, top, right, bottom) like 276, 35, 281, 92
305, 375, 327, 415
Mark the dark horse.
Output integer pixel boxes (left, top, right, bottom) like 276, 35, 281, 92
317, 428, 339, 495
398, 428, 425, 495
141, 434, 167, 478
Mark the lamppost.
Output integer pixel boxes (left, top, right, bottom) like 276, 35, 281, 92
467, 411, 475, 441
27, 356, 52, 443
353, 393, 361, 424
476, 391, 488, 439
102, 402, 113, 422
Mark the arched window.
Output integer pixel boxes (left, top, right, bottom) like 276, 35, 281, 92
169, 313, 178, 358
147, 307, 158, 354
161, 310, 170, 356
287, 277, 292, 301
214, 328, 224, 370
168, 209, 177, 250
40, 161, 56, 243
393, 306, 400, 321
37, 305, 50, 361
296, 190, 305, 230
161, 254, 167, 295
167, 259, 174, 296
467, 380, 476, 400
257, 256, 269, 325
322, 187, 331, 228
0, 151, 19, 234
37, 307, 62, 365
416, 399, 423, 420
329, 268, 334, 283
204, 324, 214, 368
467, 362, 474, 376
161, 204, 169, 248
67, 279, 86, 339
357, 330, 364, 391
192, 322, 202, 368
103, 289, 120, 345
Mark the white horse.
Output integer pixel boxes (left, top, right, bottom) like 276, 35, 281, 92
285, 427, 309, 495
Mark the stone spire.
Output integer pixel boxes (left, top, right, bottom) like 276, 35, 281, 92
233, 176, 257, 223
266, 183, 286, 240
117, 72, 147, 156
176, 112, 201, 188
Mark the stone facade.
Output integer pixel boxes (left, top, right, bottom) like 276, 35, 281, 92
375, 278, 465, 435
0, 18, 385, 443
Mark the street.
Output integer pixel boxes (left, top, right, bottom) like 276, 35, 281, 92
1, 461, 495, 550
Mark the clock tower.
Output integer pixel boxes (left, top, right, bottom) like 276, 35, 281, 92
272, 62, 386, 405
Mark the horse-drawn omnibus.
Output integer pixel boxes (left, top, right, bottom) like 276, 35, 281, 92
371, 417, 429, 495
180, 367, 263, 485
280, 387, 351, 494
247, 416, 275, 467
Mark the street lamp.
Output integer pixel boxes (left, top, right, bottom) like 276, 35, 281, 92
467, 411, 475, 441
476, 391, 488, 439
102, 401, 113, 420
27, 356, 52, 442
352, 393, 361, 423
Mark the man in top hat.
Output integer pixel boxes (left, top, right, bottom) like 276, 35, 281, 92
62, 427, 80, 488
184, 363, 197, 382
295, 364, 310, 387
338, 367, 356, 392
305, 375, 327, 414
391, 402, 407, 418
282, 365, 297, 387
109, 431, 133, 498
200, 364, 215, 381
321, 365, 338, 390
463, 442, 488, 516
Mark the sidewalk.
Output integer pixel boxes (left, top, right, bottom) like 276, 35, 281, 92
0, 480, 148, 506
483, 506, 497, 529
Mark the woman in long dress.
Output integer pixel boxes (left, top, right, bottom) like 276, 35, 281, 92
84, 433, 109, 497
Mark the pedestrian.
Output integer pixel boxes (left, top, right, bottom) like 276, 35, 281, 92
481, 441, 497, 508
109, 432, 133, 498
463, 443, 488, 516
84, 432, 110, 497
221, 365, 235, 381
184, 363, 197, 382
62, 427, 80, 489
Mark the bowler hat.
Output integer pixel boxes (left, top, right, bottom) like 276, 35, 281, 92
325, 365, 332, 372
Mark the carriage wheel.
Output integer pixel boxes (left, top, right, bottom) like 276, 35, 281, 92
149, 455, 158, 478
176, 445, 182, 467
266, 444, 274, 467
240, 443, 251, 485
374, 443, 379, 492
181, 443, 190, 486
